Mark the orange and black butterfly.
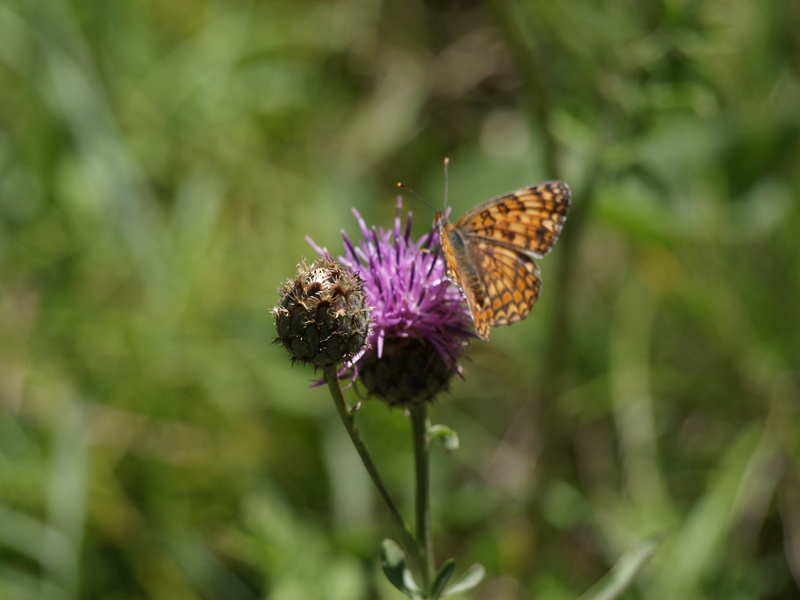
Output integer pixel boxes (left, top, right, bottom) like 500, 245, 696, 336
435, 181, 570, 341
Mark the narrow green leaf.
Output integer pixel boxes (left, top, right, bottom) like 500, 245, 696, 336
578, 533, 666, 600
429, 425, 459, 453
430, 558, 456, 600
403, 568, 422, 598
443, 562, 485, 595
380, 539, 414, 598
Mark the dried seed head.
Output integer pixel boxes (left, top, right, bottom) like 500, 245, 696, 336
273, 258, 370, 368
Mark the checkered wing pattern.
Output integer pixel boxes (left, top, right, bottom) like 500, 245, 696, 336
436, 181, 570, 341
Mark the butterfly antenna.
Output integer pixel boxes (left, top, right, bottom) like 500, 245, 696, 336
396, 181, 437, 213
443, 157, 450, 211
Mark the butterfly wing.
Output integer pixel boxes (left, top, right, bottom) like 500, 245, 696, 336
467, 240, 542, 329
436, 180, 570, 341
455, 181, 570, 258
438, 218, 493, 340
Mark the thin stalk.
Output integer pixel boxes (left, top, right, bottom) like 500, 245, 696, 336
323, 368, 418, 564
487, 0, 560, 178
410, 403, 434, 592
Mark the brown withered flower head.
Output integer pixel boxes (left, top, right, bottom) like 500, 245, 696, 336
273, 258, 370, 368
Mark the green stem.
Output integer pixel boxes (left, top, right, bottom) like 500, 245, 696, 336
410, 403, 434, 592
487, 0, 560, 178
323, 369, 419, 565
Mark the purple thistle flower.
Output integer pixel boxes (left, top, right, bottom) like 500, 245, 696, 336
308, 197, 475, 405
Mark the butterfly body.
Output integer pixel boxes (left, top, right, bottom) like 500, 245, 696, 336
435, 181, 570, 341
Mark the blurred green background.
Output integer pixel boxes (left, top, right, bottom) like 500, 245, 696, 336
1, 0, 799, 598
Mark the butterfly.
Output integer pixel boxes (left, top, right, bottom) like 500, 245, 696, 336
435, 181, 571, 341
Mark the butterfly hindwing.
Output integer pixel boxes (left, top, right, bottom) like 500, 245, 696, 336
469, 241, 541, 327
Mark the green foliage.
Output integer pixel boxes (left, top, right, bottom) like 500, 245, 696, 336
1, 0, 799, 599
381, 538, 418, 599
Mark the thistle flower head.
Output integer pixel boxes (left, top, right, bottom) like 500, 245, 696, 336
308, 198, 475, 406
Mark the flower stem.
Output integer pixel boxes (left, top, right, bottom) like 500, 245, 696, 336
410, 402, 435, 592
323, 368, 419, 566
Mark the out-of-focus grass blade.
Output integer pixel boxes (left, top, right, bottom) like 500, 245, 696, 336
42, 404, 89, 600
577, 533, 665, 600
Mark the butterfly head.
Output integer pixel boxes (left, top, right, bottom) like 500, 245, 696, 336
433, 210, 448, 230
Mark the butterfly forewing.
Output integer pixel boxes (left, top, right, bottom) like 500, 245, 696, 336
436, 180, 570, 341
456, 182, 570, 258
